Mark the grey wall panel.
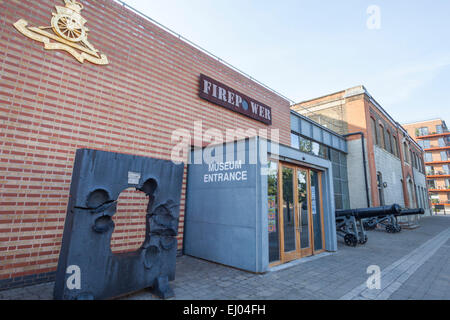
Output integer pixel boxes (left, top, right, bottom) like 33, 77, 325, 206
185, 137, 338, 274
373, 145, 405, 207
313, 125, 322, 142
322, 168, 337, 252
347, 139, 372, 208
291, 112, 347, 153
291, 114, 300, 133
185, 138, 267, 273
301, 119, 312, 137
323, 131, 331, 146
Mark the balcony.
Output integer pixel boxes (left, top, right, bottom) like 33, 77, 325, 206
425, 160, 450, 165
417, 131, 450, 139
424, 146, 450, 152
426, 173, 450, 179
428, 188, 450, 193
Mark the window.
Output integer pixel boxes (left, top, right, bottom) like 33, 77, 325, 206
299, 136, 312, 153
371, 118, 378, 145
386, 131, 392, 154
446, 179, 450, 189
441, 151, 448, 161
311, 142, 328, 159
377, 172, 384, 206
329, 149, 350, 210
416, 185, 422, 208
293, 134, 329, 160
291, 133, 300, 149
417, 127, 429, 136
436, 125, 443, 134
267, 161, 279, 263
438, 138, 445, 148
418, 155, 423, 172
426, 166, 433, 175
423, 140, 431, 149
392, 136, 399, 157
425, 153, 433, 162
418, 140, 424, 148
427, 180, 436, 189
311, 142, 321, 157
443, 165, 449, 175
379, 124, 385, 149
403, 142, 409, 163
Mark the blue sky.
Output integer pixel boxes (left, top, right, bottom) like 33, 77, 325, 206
121, 0, 450, 124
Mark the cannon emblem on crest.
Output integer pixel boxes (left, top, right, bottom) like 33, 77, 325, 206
13, 0, 108, 65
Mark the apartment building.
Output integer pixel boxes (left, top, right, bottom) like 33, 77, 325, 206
403, 119, 450, 213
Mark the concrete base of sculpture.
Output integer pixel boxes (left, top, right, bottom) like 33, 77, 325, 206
53, 149, 184, 300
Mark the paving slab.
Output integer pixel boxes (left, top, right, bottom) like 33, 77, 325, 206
0, 216, 449, 300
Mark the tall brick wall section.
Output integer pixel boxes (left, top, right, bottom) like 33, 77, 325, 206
0, 0, 291, 287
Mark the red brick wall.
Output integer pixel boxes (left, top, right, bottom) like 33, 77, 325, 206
0, 0, 291, 282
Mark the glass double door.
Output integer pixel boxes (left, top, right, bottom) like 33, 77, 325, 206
277, 163, 324, 264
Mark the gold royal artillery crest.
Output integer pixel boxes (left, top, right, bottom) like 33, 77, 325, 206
13, 0, 108, 65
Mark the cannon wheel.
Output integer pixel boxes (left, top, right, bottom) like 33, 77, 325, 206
386, 225, 396, 233
52, 14, 86, 42
344, 234, 358, 247
358, 233, 368, 245
394, 225, 402, 233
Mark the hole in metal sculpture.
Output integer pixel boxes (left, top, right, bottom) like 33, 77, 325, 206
110, 188, 151, 254
54, 149, 184, 300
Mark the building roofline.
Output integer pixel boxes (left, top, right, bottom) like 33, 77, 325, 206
290, 109, 347, 140
113, 0, 294, 105
295, 85, 423, 152
352, 88, 424, 152
294, 89, 347, 106
402, 118, 446, 126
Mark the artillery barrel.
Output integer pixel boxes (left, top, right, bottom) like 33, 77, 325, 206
397, 208, 425, 217
336, 204, 402, 219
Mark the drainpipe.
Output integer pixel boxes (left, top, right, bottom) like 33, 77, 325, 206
343, 132, 371, 208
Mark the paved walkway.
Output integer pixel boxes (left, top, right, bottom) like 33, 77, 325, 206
1, 216, 449, 300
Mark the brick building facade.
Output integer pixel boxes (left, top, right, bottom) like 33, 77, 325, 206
0, 0, 292, 289
292, 86, 431, 215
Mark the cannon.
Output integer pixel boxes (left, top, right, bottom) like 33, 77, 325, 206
398, 208, 425, 216
336, 204, 402, 246
363, 207, 424, 233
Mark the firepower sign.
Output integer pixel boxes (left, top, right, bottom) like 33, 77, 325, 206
199, 74, 272, 125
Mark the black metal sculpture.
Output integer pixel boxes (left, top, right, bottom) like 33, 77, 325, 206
53, 149, 184, 300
